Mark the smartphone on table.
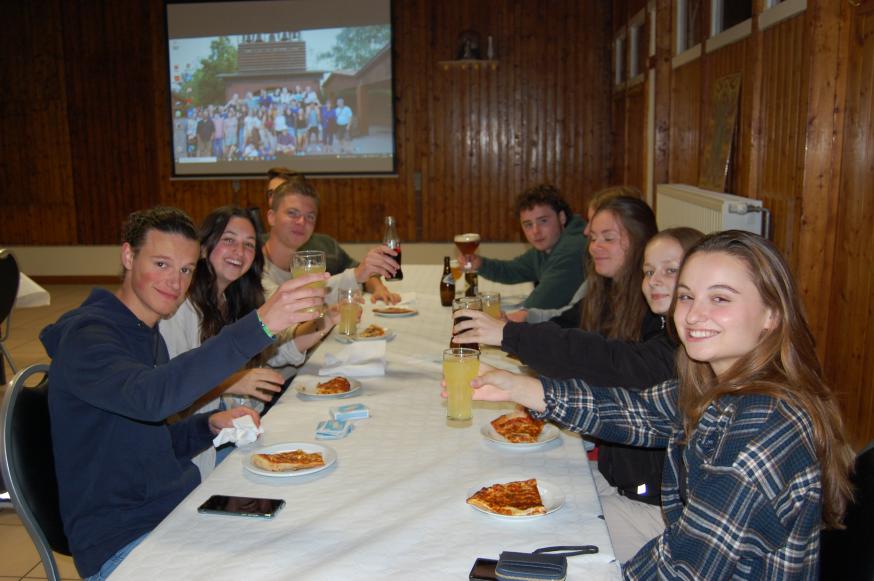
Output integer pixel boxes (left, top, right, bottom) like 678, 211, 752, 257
197, 495, 285, 519
469, 558, 498, 581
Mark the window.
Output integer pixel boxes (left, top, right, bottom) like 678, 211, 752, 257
676, 0, 704, 54
711, 0, 752, 36
614, 32, 626, 86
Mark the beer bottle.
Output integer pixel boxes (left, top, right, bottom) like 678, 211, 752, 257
440, 256, 455, 306
464, 271, 479, 297
383, 216, 403, 280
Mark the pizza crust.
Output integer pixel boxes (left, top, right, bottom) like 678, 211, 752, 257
252, 450, 326, 472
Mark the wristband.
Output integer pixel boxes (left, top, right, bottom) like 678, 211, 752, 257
256, 311, 276, 340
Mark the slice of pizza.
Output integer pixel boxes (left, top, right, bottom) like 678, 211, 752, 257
373, 306, 415, 315
316, 376, 352, 395
490, 409, 545, 443
359, 324, 386, 338
466, 479, 546, 516
252, 449, 326, 472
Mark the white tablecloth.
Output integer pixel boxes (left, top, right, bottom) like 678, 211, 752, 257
112, 265, 619, 580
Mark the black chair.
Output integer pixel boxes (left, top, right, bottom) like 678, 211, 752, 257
820, 440, 874, 580
0, 248, 20, 386
0, 364, 71, 581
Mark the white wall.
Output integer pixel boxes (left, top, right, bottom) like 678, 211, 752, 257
7, 243, 529, 277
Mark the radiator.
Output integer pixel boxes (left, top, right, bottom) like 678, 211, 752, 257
655, 184, 767, 236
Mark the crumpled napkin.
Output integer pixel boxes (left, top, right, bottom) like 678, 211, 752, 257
319, 341, 386, 377
212, 414, 264, 448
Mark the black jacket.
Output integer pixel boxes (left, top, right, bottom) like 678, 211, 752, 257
501, 311, 676, 505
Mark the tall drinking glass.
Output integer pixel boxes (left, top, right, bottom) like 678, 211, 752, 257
480, 292, 501, 319
454, 233, 481, 272
451, 296, 482, 349
291, 250, 327, 314
443, 347, 480, 421
337, 287, 362, 337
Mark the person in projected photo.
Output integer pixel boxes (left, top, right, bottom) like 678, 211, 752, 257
223, 105, 238, 160
456, 230, 854, 578
321, 98, 336, 150
334, 97, 353, 153
262, 175, 401, 304
40, 206, 327, 580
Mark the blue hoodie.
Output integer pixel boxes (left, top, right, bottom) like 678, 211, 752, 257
39, 289, 272, 577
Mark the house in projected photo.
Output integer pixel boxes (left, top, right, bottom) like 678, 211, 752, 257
321, 44, 392, 135
219, 32, 324, 102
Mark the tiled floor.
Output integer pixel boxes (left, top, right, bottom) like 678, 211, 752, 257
2, 285, 115, 581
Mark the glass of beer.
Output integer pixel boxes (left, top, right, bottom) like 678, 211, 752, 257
443, 347, 480, 421
454, 233, 481, 272
480, 292, 501, 319
450, 259, 462, 282
337, 287, 362, 337
291, 250, 327, 314
451, 296, 482, 349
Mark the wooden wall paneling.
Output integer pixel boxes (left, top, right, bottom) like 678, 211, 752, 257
825, 0, 873, 448
0, 0, 77, 245
757, 14, 808, 264
668, 60, 701, 184
625, 86, 647, 192
796, 0, 849, 367
652, 0, 673, 192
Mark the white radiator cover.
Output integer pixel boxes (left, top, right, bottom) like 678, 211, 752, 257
655, 184, 764, 235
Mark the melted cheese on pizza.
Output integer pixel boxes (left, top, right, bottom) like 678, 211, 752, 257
316, 377, 351, 394
359, 324, 385, 338
490, 410, 545, 443
466, 479, 546, 516
252, 450, 325, 472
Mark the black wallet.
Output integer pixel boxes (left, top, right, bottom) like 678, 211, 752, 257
494, 546, 598, 581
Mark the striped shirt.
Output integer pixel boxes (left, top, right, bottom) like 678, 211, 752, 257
535, 378, 822, 580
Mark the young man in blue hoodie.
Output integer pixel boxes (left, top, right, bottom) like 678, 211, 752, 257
458, 184, 588, 310
40, 207, 328, 580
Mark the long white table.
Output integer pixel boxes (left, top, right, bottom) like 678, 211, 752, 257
112, 265, 619, 580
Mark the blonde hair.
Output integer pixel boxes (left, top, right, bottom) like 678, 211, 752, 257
675, 231, 854, 528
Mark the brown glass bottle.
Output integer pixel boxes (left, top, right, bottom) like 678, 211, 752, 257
440, 256, 455, 306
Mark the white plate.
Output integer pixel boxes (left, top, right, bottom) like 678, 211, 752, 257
295, 377, 362, 399
466, 479, 565, 520
334, 327, 396, 343
480, 423, 561, 449
372, 307, 418, 318
245, 442, 337, 477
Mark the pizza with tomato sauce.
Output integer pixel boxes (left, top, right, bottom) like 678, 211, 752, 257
316, 376, 352, 395
252, 449, 326, 472
490, 409, 545, 443
466, 479, 546, 516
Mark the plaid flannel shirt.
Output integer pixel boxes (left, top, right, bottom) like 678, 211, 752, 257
536, 377, 822, 580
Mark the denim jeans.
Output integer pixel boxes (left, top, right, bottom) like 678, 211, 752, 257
84, 533, 147, 580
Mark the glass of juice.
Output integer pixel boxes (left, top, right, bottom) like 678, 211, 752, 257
480, 292, 501, 319
337, 287, 362, 337
291, 250, 327, 314
451, 296, 482, 349
443, 347, 480, 421
454, 233, 481, 272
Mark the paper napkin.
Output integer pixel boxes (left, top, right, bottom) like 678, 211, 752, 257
318, 340, 386, 377
211, 414, 264, 448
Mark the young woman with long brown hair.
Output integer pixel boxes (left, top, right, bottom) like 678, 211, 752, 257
462, 230, 854, 577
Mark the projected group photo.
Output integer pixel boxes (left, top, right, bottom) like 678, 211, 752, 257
167, 19, 395, 176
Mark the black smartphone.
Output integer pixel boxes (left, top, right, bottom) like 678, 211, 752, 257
469, 558, 498, 581
197, 495, 285, 519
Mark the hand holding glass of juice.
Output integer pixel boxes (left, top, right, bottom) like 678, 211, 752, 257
443, 347, 480, 421
480, 291, 501, 319
291, 250, 327, 315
